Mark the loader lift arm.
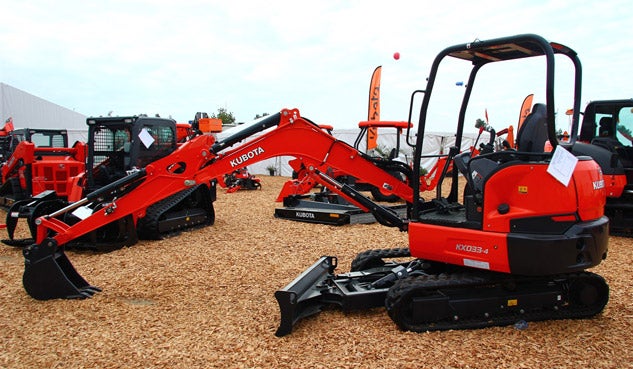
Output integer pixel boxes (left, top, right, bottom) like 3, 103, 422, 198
21, 108, 415, 300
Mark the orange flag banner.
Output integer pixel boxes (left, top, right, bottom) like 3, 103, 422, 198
517, 94, 534, 131
366, 66, 381, 150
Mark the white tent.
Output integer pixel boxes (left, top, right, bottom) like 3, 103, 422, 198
1, 82, 87, 143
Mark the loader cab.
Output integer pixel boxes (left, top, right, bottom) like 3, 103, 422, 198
9, 128, 69, 148
578, 99, 633, 167
1, 128, 69, 159
573, 99, 633, 233
85, 115, 178, 191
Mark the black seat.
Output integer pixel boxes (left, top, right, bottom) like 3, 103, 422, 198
592, 116, 624, 152
516, 103, 548, 152
598, 116, 615, 137
454, 152, 498, 193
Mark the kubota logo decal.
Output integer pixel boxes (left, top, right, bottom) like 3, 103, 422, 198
230, 147, 265, 167
593, 180, 605, 190
295, 211, 316, 219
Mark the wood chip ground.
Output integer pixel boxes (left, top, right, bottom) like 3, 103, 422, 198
0, 176, 631, 368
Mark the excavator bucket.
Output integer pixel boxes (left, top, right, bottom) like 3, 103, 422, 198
275, 256, 338, 337
22, 239, 100, 300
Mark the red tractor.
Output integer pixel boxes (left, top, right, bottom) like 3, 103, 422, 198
0, 127, 86, 208
275, 34, 609, 336
12, 35, 609, 340
222, 167, 262, 193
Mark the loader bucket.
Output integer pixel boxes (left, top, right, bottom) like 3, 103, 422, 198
22, 239, 100, 300
274, 256, 337, 337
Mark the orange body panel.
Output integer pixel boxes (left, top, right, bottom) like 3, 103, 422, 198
197, 118, 223, 133
408, 223, 510, 273
604, 173, 627, 198
481, 159, 605, 233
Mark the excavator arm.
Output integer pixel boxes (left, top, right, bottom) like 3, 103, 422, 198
22, 108, 412, 300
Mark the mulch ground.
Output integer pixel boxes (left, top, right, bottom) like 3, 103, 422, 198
0, 175, 631, 369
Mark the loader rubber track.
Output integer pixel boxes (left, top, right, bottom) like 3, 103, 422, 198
385, 271, 609, 332
137, 185, 214, 240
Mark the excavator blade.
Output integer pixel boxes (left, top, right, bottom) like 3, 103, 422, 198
274, 256, 338, 337
22, 239, 100, 300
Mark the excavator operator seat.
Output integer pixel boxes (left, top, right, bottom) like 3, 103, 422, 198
454, 152, 498, 194
598, 117, 614, 137
592, 116, 624, 153
516, 103, 548, 152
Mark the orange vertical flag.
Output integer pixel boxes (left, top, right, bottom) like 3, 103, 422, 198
517, 94, 534, 131
366, 66, 381, 150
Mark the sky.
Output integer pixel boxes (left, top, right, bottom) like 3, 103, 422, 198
1, 0, 632, 133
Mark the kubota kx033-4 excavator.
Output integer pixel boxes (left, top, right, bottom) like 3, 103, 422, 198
18, 108, 415, 299
274, 34, 610, 336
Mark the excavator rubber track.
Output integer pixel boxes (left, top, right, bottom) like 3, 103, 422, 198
275, 251, 610, 336
136, 183, 215, 240
385, 271, 609, 332
605, 194, 633, 237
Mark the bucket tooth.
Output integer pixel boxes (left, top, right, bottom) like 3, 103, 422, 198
22, 238, 99, 300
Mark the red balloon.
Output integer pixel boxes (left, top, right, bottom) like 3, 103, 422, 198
393, 52, 400, 60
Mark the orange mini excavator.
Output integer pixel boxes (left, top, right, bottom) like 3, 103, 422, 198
275, 34, 609, 336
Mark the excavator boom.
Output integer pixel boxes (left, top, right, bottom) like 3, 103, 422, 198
21, 108, 416, 300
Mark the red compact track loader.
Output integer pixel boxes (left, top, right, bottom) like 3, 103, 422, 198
4, 115, 215, 250
18, 107, 416, 299
571, 99, 633, 235
275, 34, 609, 336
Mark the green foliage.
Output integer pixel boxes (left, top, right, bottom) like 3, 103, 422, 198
211, 107, 236, 125
617, 124, 632, 137
254, 113, 270, 119
475, 118, 487, 129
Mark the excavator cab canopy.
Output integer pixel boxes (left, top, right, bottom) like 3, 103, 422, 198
410, 34, 583, 217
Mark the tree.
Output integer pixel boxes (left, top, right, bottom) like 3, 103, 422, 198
211, 107, 236, 125
254, 113, 270, 119
475, 118, 487, 129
